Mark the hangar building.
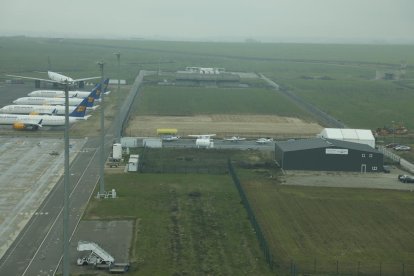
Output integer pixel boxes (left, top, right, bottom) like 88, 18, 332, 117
318, 128, 375, 148
274, 138, 383, 173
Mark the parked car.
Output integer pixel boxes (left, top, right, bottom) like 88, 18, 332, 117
398, 175, 414, 183
386, 143, 399, 148
394, 145, 411, 151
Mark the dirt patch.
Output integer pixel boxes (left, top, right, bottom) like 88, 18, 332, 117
125, 114, 323, 138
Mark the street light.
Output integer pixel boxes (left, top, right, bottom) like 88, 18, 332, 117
97, 61, 105, 197
113, 52, 121, 141
63, 81, 70, 276
392, 120, 395, 145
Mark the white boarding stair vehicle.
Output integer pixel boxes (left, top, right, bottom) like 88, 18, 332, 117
77, 240, 115, 265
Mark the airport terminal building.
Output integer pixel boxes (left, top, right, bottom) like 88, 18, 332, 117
274, 138, 383, 173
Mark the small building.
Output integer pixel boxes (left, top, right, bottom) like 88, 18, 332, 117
121, 137, 139, 148
143, 138, 162, 148
274, 138, 383, 173
128, 154, 139, 172
318, 128, 375, 148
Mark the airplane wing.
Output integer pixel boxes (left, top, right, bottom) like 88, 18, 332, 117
73, 77, 101, 82
6, 74, 57, 83
188, 134, 216, 138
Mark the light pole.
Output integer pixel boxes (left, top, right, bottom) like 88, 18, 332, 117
63, 81, 70, 276
392, 120, 395, 145
97, 61, 105, 196
113, 52, 121, 141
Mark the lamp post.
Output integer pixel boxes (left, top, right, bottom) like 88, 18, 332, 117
63, 81, 70, 276
113, 52, 121, 141
97, 61, 105, 196
392, 120, 395, 145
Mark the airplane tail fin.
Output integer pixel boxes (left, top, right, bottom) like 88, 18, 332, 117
69, 95, 88, 118
86, 83, 101, 107
103, 78, 109, 92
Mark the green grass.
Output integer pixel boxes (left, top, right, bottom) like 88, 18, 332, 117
239, 169, 414, 274
288, 78, 414, 130
84, 173, 273, 275
135, 86, 310, 118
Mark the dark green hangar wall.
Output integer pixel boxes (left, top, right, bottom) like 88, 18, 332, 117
275, 139, 383, 173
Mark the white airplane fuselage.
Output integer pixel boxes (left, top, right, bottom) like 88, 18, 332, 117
0, 105, 78, 115
13, 97, 83, 106
0, 114, 78, 126
28, 90, 91, 99
48, 71, 74, 83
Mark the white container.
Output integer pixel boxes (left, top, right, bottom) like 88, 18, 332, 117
113, 143, 122, 160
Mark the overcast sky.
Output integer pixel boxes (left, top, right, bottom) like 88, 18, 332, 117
0, 0, 412, 43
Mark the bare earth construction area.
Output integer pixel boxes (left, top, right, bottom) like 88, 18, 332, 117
126, 114, 323, 138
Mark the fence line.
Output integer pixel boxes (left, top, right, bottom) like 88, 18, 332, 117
227, 159, 275, 271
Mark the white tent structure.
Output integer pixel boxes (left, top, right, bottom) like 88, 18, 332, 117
318, 128, 375, 148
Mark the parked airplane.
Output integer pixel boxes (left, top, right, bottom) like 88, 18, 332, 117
1, 84, 99, 115
27, 78, 109, 99
256, 137, 274, 144
188, 134, 216, 148
223, 136, 246, 142
6, 71, 100, 85
13, 92, 98, 107
0, 94, 91, 130
161, 135, 181, 141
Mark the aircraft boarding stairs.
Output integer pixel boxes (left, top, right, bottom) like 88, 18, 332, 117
77, 240, 115, 265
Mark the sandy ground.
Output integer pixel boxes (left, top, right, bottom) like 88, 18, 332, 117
125, 114, 323, 138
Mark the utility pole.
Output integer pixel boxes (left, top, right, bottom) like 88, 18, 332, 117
113, 52, 121, 141
97, 61, 105, 196
392, 120, 395, 145
63, 81, 70, 276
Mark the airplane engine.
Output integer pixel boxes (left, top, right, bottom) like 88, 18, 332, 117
13, 122, 27, 130
12, 122, 39, 131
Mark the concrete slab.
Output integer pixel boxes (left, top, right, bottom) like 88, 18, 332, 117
0, 137, 86, 259
66, 220, 133, 275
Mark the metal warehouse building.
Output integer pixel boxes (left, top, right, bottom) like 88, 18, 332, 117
274, 138, 383, 173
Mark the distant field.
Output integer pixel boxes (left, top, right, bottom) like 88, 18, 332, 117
127, 85, 323, 137
239, 169, 414, 274
135, 86, 310, 117
2, 37, 413, 133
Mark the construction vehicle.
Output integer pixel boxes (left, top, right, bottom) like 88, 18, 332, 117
375, 123, 408, 136
76, 240, 129, 273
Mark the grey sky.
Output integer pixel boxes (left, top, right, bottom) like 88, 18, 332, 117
0, 0, 412, 43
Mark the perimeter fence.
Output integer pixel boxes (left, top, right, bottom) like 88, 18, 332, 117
227, 159, 414, 276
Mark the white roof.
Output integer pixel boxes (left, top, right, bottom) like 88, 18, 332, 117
320, 128, 374, 141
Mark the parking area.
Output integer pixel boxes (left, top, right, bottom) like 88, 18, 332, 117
282, 166, 414, 191
0, 137, 86, 259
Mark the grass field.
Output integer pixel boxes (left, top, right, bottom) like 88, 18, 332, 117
135, 86, 311, 118
2, 37, 414, 133
238, 168, 414, 274
83, 172, 273, 275
2, 37, 414, 274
